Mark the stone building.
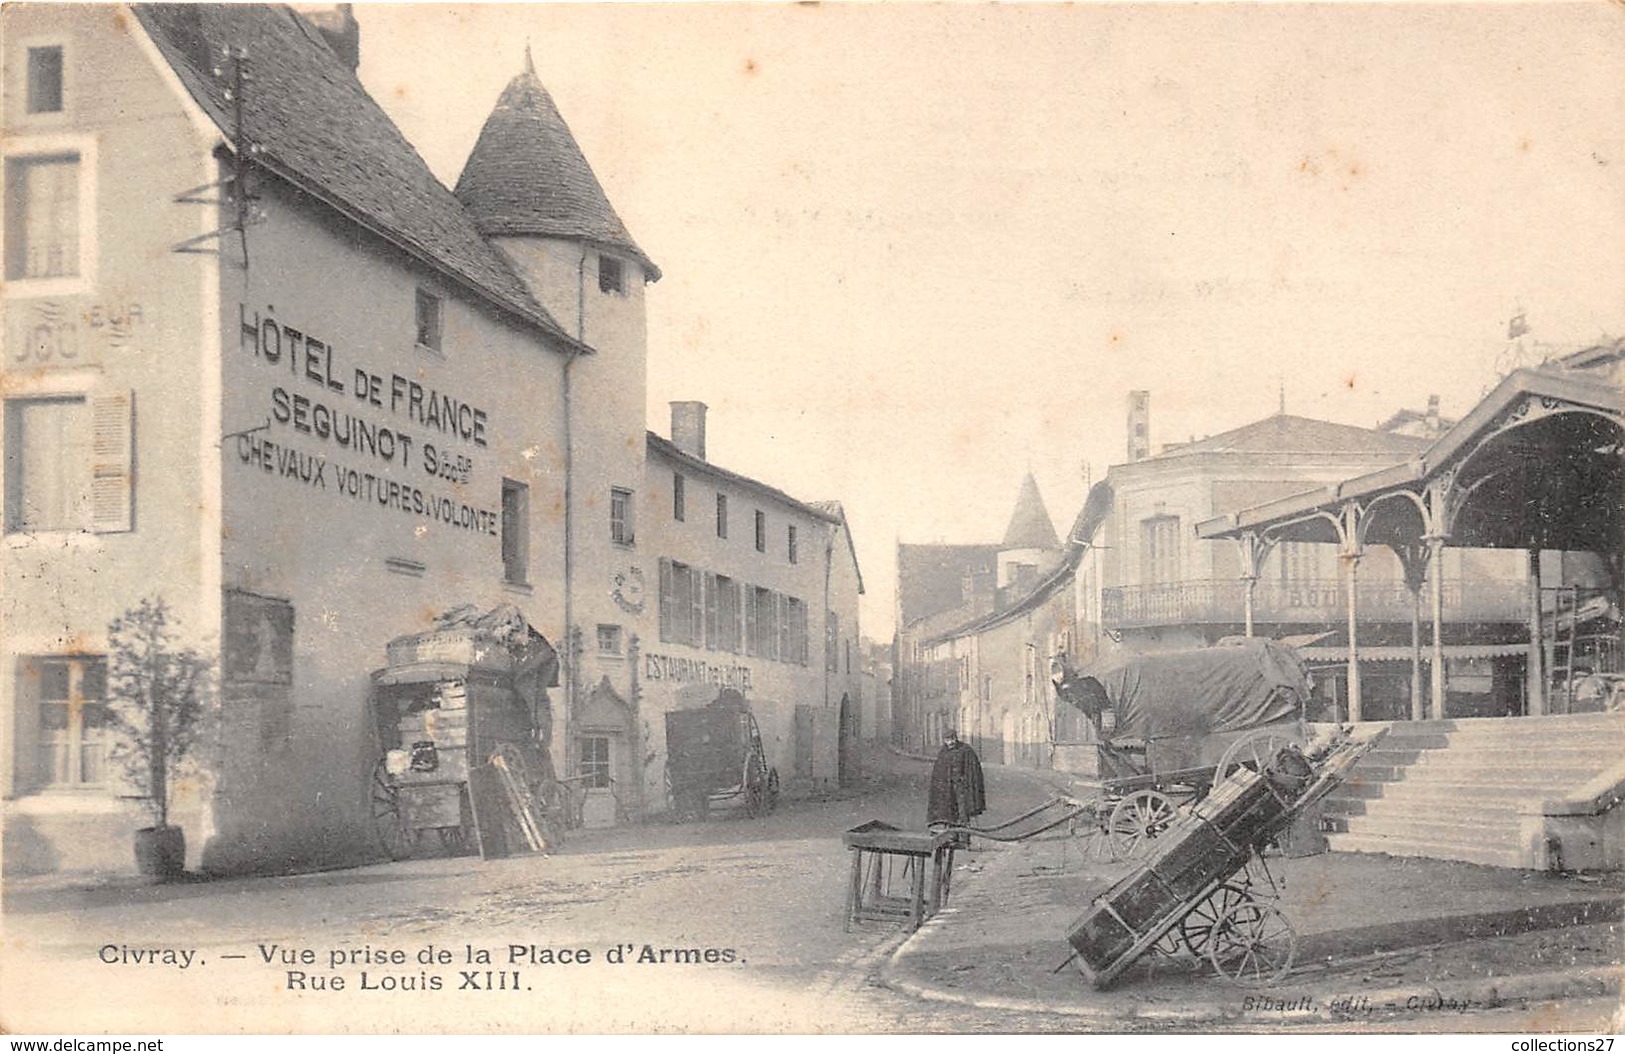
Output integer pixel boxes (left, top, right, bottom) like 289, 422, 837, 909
1, 4, 859, 876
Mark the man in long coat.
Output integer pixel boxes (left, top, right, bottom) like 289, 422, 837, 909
927, 729, 986, 826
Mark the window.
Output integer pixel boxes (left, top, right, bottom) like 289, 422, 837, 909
610, 487, 635, 546
754, 510, 767, 553
596, 624, 623, 656
783, 596, 808, 665
1142, 515, 1182, 585
787, 525, 798, 564
706, 573, 741, 653
598, 255, 625, 295
658, 559, 701, 645
672, 473, 686, 521
26, 656, 109, 788
716, 493, 728, 539
826, 611, 839, 672
746, 586, 780, 660
414, 288, 443, 351
501, 479, 529, 584
5, 153, 80, 280
26, 46, 64, 114
578, 735, 612, 789
5, 396, 95, 532
1278, 541, 1320, 584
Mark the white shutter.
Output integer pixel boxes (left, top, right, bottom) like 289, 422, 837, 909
703, 573, 718, 651
90, 391, 134, 533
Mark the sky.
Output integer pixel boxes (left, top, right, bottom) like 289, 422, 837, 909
354, 3, 1625, 636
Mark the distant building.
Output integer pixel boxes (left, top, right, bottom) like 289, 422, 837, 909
1098, 395, 1527, 722
894, 474, 1072, 757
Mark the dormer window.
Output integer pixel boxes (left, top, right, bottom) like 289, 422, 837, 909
415, 288, 442, 352
26, 46, 64, 114
598, 255, 625, 295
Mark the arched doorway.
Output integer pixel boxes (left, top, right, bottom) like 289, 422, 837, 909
837, 693, 854, 787
575, 677, 633, 827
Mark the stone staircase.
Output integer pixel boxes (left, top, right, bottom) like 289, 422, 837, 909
1321, 712, 1625, 869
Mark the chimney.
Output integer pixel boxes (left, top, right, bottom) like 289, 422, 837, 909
670, 401, 708, 461
1425, 394, 1441, 434
1127, 390, 1151, 462
295, 4, 361, 72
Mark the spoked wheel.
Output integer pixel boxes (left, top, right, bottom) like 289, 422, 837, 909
369, 759, 415, 861
1107, 790, 1177, 860
743, 758, 767, 818
1217, 728, 1300, 781
1178, 882, 1251, 957
1207, 900, 1298, 986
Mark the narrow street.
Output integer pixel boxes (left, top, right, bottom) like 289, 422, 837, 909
2, 754, 1073, 1032
2, 753, 1613, 1034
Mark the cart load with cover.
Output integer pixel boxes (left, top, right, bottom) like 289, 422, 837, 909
1052, 639, 1314, 859
664, 689, 779, 820
367, 605, 566, 860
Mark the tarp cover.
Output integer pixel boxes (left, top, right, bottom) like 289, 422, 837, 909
1075, 639, 1309, 742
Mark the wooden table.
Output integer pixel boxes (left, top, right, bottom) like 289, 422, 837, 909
842, 821, 957, 931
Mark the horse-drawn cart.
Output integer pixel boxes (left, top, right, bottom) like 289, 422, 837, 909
1052, 640, 1316, 860
664, 689, 779, 821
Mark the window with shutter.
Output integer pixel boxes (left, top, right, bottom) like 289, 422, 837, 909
704, 572, 719, 650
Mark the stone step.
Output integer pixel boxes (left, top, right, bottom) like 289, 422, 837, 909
1327, 832, 1535, 870
1330, 791, 1533, 819
1344, 812, 1527, 846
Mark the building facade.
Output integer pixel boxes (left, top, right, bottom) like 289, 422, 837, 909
2, 4, 860, 877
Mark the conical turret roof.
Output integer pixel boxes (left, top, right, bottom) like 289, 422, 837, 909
1001, 473, 1060, 551
455, 54, 659, 279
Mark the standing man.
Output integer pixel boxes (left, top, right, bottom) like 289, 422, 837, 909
928, 728, 986, 827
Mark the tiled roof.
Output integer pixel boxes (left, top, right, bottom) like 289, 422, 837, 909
133, 4, 568, 341
1157, 413, 1428, 459
1001, 473, 1060, 550
455, 59, 658, 279
646, 433, 837, 525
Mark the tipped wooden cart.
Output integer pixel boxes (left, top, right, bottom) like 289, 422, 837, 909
1064, 727, 1385, 988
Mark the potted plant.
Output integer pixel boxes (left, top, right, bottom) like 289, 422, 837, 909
105, 597, 213, 879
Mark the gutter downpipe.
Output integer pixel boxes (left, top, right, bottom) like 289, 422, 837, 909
561, 246, 587, 779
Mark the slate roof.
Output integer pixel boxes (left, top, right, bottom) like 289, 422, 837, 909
455, 58, 659, 279
1156, 413, 1428, 459
1001, 473, 1060, 551
133, 4, 570, 342
897, 544, 998, 628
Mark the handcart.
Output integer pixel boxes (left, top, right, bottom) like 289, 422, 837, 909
366, 605, 565, 860
1064, 726, 1386, 989
1052, 640, 1315, 860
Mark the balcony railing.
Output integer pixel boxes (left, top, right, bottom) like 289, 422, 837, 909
1102, 578, 1527, 629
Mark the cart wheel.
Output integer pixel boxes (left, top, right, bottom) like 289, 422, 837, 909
766, 768, 780, 814
1207, 900, 1298, 986
369, 760, 415, 861
1217, 728, 1300, 781
1178, 882, 1251, 956
743, 758, 767, 818
1107, 790, 1177, 860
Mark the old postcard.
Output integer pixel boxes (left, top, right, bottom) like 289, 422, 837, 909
2, 1, 1622, 1036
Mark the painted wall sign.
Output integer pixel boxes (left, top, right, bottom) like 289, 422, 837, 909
234, 305, 500, 535
5, 299, 148, 368
643, 653, 752, 691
